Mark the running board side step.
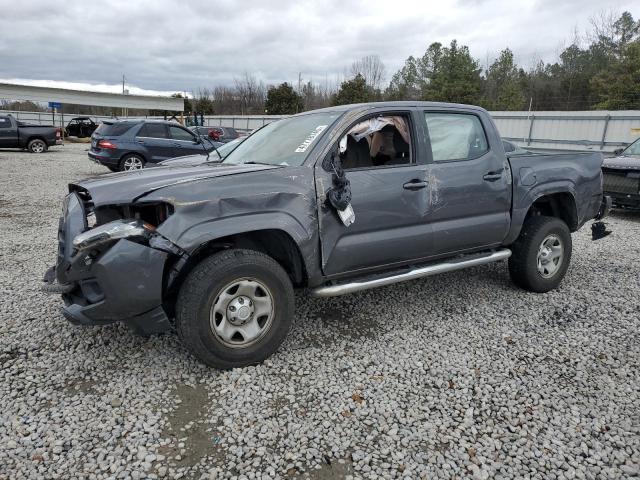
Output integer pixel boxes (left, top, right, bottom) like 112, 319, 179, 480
311, 249, 512, 297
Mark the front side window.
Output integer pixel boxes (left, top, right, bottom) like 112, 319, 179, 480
169, 125, 196, 141
425, 112, 489, 162
139, 123, 168, 139
340, 115, 412, 169
623, 138, 640, 156
0, 117, 11, 128
223, 112, 342, 167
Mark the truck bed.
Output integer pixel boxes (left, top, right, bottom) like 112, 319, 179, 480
506, 152, 604, 243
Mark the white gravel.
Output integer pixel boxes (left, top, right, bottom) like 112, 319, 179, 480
1, 143, 639, 479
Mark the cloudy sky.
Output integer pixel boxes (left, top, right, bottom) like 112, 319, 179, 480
0, 0, 637, 96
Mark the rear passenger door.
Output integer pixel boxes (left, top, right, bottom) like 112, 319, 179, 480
423, 110, 511, 255
136, 123, 173, 163
168, 125, 203, 157
0, 116, 18, 147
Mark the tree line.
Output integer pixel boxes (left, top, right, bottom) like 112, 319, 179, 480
184, 11, 639, 115
3, 11, 637, 116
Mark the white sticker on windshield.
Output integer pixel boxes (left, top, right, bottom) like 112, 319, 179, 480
295, 125, 327, 153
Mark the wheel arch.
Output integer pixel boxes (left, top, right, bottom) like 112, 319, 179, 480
163, 228, 310, 314
506, 188, 579, 244
27, 135, 47, 145
525, 192, 579, 231
119, 151, 147, 162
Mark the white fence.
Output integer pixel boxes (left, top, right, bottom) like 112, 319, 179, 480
3, 109, 639, 153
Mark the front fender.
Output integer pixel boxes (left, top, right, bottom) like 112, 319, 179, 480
164, 211, 313, 253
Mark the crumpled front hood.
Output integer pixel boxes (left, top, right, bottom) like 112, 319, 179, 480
603, 155, 640, 171
71, 163, 280, 206
156, 154, 214, 168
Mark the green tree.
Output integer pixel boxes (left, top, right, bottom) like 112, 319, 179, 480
264, 82, 304, 114
591, 40, 640, 109
385, 56, 420, 100
385, 41, 481, 104
332, 74, 371, 106
422, 40, 482, 104
482, 49, 526, 110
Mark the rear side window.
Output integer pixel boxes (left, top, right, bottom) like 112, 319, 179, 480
139, 123, 168, 139
0, 117, 10, 128
96, 123, 135, 136
424, 112, 489, 162
169, 125, 196, 141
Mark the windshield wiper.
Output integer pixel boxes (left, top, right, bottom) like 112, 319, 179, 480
242, 161, 275, 165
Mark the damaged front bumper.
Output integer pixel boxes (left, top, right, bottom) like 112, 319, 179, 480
43, 193, 178, 335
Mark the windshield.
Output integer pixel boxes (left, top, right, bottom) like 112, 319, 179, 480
223, 112, 342, 166
215, 138, 242, 158
622, 138, 640, 156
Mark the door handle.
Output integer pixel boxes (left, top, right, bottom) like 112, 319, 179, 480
403, 180, 428, 190
136, 140, 145, 144
173, 143, 183, 147
483, 172, 503, 181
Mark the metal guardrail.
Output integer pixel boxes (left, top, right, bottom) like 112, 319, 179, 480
2, 110, 639, 153
491, 111, 640, 153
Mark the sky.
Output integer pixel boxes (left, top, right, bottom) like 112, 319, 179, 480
0, 0, 638, 96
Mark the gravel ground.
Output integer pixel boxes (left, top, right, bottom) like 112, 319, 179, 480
1, 143, 639, 480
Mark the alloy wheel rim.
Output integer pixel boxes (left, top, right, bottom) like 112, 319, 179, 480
209, 278, 274, 348
32, 141, 44, 153
537, 234, 564, 278
123, 157, 143, 170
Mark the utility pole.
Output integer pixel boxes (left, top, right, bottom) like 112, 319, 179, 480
122, 74, 126, 118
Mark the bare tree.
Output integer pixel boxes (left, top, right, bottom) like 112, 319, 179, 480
350, 55, 386, 91
588, 9, 620, 44
234, 72, 266, 115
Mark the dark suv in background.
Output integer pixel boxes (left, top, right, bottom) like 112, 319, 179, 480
89, 120, 216, 171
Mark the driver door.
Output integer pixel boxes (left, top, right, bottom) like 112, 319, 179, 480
316, 110, 434, 277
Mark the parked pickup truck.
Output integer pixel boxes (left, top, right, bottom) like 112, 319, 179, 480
603, 137, 640, 209
43, 102, 610, 369
0, 114, 61, 153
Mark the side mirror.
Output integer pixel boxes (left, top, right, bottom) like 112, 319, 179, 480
613, 148, 624, 156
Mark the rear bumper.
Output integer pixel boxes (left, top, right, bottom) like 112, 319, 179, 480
595, 195, 612, 220
88, 150, 119, 167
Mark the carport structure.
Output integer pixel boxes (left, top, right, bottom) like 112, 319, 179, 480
0, 83, 184, 112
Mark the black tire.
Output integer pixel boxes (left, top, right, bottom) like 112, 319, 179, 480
176, 249, 294, 369
119, 154, 145, 171
27, 138, 48, 153
509, 216, 572, 293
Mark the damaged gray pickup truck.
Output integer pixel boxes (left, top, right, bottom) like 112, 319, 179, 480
44, 102, 611, 369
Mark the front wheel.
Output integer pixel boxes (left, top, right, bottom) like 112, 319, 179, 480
120, 154, 145, 171
176, 249, 294, 369
28, 139, 47, 153
509, 216, 572, 293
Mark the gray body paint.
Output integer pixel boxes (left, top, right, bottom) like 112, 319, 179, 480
50, 102, 605, 333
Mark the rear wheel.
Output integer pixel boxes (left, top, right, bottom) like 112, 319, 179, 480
120, 154, 145, 171
28, 139, 47, 153
176, 249, 294, 369
509, 216, 572, 292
